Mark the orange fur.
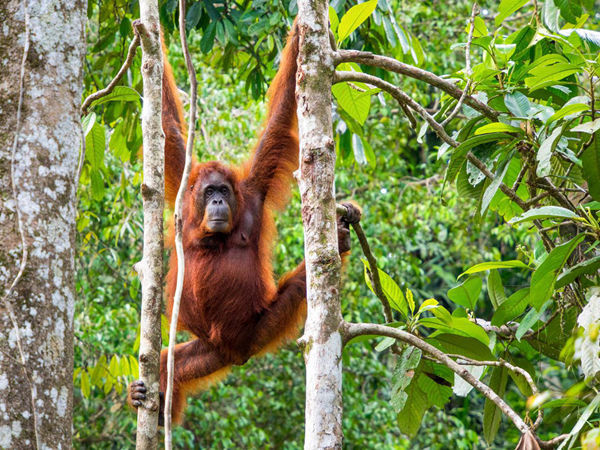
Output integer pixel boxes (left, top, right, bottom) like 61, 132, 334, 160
134, 21, 360, 426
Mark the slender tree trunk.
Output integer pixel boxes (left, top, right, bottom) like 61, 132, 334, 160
0, 1, 86, 448
133, 1, 165, 448
295, 2, 344, 448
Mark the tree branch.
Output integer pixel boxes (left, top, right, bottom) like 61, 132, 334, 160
81, 34, 140, 115
441, 3, 477, 127
334, 71, 459, 148
164, 1, 198, 446
336, 204, 393, 322
133, 9, 165, 448
334, 49, 499, 121
342, 321, 531, 435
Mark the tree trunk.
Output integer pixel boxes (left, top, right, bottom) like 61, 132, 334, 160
133, 1, 165, 448
295, 3, 344, 449
0, 1, 85, 448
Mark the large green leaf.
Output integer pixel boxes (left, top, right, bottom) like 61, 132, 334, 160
504, 91, 531, 117
459, 260, 530, 278
332, 82, 371, 126
547, 103, 589, 124
85, 120, 106, 170
397, 376, 429, 437
508, 206, 579, 224
487, 269, 506, 309
362, 260, 408, 317
556, 256, 600, 289
337, 0, 378, 43
530, 235, 585, 309
448, 276, 482, 310
536, 126, 563, 177
581, 132, 600, 201
474, 122, 522, 135
495, 0, 529, 26
483, 366, 508, 444
88, 85, 141, 109
491, 288, 530, 326
391, 347, 422, 412
445, 133, 514, 184
429, 334, 494, 361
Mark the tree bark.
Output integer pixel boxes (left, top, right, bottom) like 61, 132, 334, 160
295, 3, 343, 448
0, 0, 85, 448
133, 1, 165, 448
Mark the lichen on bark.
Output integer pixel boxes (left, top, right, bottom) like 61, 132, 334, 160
0, 1, 86, 448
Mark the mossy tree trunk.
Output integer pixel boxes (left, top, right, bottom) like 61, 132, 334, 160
0, 0, 86, 448
295, 2, 344, 448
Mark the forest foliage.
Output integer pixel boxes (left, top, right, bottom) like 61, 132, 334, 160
76, 0, 599, 447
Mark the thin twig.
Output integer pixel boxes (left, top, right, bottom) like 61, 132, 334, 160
81, 34, 140, 114
164, 2, 198, 445
466, 152, 528, 210
451, 354, 542, 429
3, 7, 41, 449
334, 71, 459, 148
334, 49, 499, 121
342, 321, 531, 435
336, 204, 393, 322
441, 3, 478, 127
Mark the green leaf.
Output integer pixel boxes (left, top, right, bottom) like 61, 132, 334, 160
481, 158, 511, 214
397, 377, 429, 437
200, 21, 217, 54
491, 288, 530, 326
459, 260, 530, 278
81, 370, 91, 399
375, 336, 396, 352
536, 126, 563, 177
332, 82, 371, 126
90, 355, 106, 385
391, 347, 422, 411
406, 288, 415, 314
85, 121, 106, 170
362, 260, 408, 317
417, 367, 452, 408
508, 206, 578, 224
487, 269, 506, 309
448, 276, 482, 310
429, 334, 494, 361
504, 91, 531, 117
547, 103, 589, 123
543, 0, 561, 32
186, 2, 203, 30
525, 62, 580, 91
470, 16, 488, 38
581, 132, 600, 201
483, 366, 508, 443
119, 354, 131, 377
423, 316, 489, 346
530, 235, 585, 309
556, 256, 600, 289
571, 118, 600, 134
329, 6, 339, 35
474, 122, 522, 135
129, 355, 139, 378
516, 301, 550, 340
337, 0, 378, 43
89, 170, 105, 201
495, 0, 529, 26
88, 86, 141, 109
445, 133, 514, 184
